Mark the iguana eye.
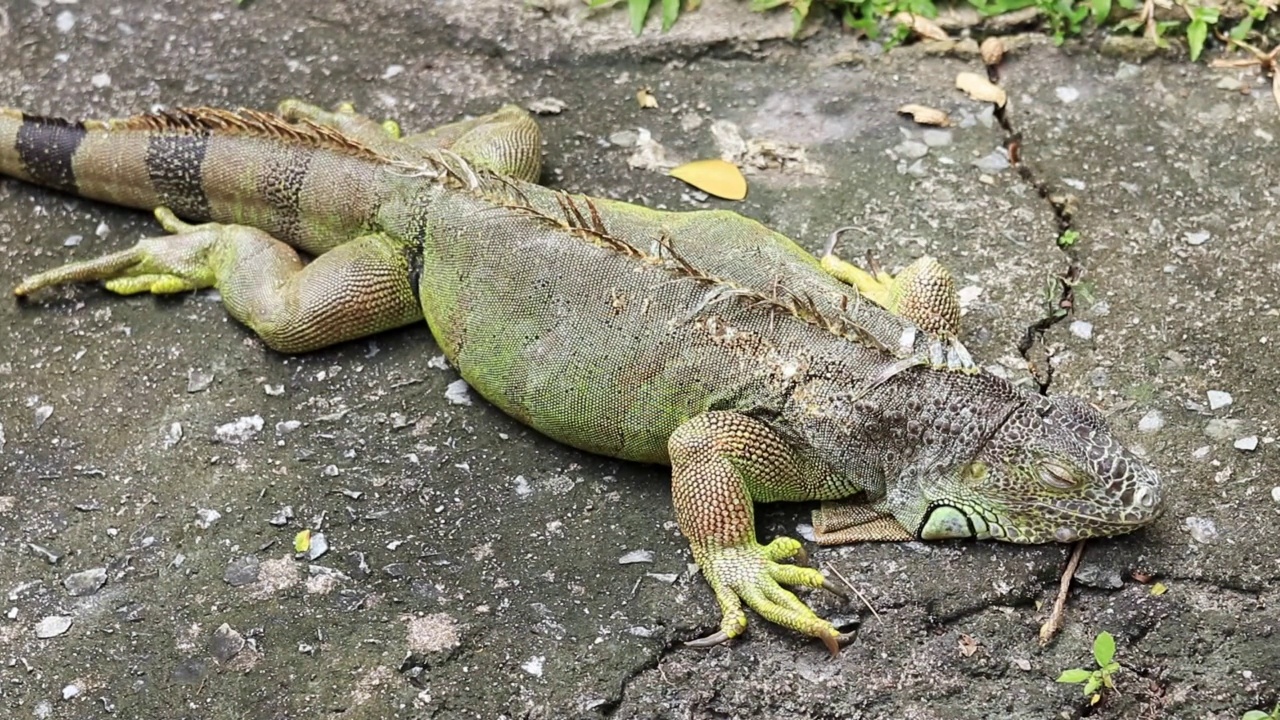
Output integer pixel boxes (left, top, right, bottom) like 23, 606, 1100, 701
1039, 461, 1079, 490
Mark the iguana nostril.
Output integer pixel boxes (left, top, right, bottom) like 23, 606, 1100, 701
1135, 486, 1153, 508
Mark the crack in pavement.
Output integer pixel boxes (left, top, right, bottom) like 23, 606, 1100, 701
988, 77, 1083, 396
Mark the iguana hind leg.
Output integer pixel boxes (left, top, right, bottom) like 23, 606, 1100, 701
669, 411, 847, 656
819, 233, 961, 337
278, 100, 542, 182
15, 208, 422, 354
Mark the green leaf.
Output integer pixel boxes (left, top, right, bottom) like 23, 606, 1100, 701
1240, 712, 1270, 720
1056, 668, 1093, 684
1229, 16, 1254, 40
660, 0, 680, 31
629, 0, 652, 34
1089, 0, 1111, 21
750, 0, 789, 10
587, 0, 619, 7
1093, 631, 1116, 666
790, 0, 812, 36
1084, 675, 1102, 696
1187, 18, 1208, 61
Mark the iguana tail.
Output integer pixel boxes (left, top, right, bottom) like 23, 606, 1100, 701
0, 106, 394, 254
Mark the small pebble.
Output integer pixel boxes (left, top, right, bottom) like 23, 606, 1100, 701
1271, 487, 1280, 504
215, 415, 264, 443
224, 555, 260, 587
1055, 86, 1080, 103
62, 684, 80, 700
894, 140, 929, 160
1216, 76, 1243, 91
1137, 410, 1164, 433
1184, 516, 1218, 544
921, 129, 952, 147
210, 623, 246, 663
381, 64, 404, 80
195, 508, 221, 529
55, 10, 75, 33
444, 379, 473, 406
1234, 435, 1258, 452
608, 130, 639, 147
269, 506, 294, 526
1206, 390, 1232, 410
306, 532, 329, 561
34, 405, 53, 429
526, 97, 567, 115
1204, 418, 1244, 440
973, 150, 1009, 173
90, 73, 111, 89
187, 369, 214, 393
63, 568, 107, 597
1069, 320, 1093, 340
1184, 230, 1211, 246
35, 615, 73, 639
618, 549, 654, 565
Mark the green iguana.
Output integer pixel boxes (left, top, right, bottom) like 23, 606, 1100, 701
1, 100, 1162, 655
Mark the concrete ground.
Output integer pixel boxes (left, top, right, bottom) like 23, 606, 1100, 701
1, 1, 1277, 718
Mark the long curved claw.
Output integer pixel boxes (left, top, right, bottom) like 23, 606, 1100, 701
684, 630, 733, 649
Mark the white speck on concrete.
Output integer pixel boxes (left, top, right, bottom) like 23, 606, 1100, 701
55, 10, 75, 33
1206, 390, 1232, 410
444, 379, 472, 406
1234, 435, 1258, 452
1055, 86, 1080, 103
1184, 230, 1210, 246
215, 415, 264, 443
1137, 410, 1163, 433
1271, 487, 1280, 504
195, 508, 221, 529
618, 549, 654, 565
513, 475, 532, 497
381, 64, 404, 79
90, 73, 111, 88
1184, 516, 1218, 544
521, 655, 545, 677
1069, 320, 1093, 340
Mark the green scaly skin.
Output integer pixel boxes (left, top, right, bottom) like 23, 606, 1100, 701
0, 101, 1163, 655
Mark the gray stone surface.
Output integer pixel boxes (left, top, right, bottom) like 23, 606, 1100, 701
0, 1, 1277, 718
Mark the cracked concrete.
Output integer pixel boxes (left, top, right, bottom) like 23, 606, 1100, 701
0, 1, 1277, 718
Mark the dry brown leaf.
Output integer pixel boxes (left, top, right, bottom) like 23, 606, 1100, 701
636, 87, 658, 109
898, 103, 952, 127
893, 12, 948, 41
981, 37, 1005, 66
958, 633, 980, 657
669, 159, 747, 200
956, 71, 1007, 107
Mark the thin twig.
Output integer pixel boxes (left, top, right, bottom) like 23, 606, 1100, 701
824, 563, 881, 624
1039, 540, 1087, 646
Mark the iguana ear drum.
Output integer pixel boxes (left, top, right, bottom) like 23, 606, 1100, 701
919, 505, 974, 540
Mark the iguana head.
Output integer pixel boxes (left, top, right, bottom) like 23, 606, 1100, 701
912, 393, 1163, 544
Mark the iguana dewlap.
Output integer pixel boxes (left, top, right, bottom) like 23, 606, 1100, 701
1, 101, 1163, 655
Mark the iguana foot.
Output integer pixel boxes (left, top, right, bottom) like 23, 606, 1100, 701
687, 536, 845, 656
669, 412, 856, 656
15, 207, 229, 296
14, 208, 422, 354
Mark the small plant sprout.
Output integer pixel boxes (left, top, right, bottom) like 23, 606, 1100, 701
1056, 631, 1120, 705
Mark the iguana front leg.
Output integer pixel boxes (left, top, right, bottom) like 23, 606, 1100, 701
669, 411, 847, 655
15, 208, 422, 353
